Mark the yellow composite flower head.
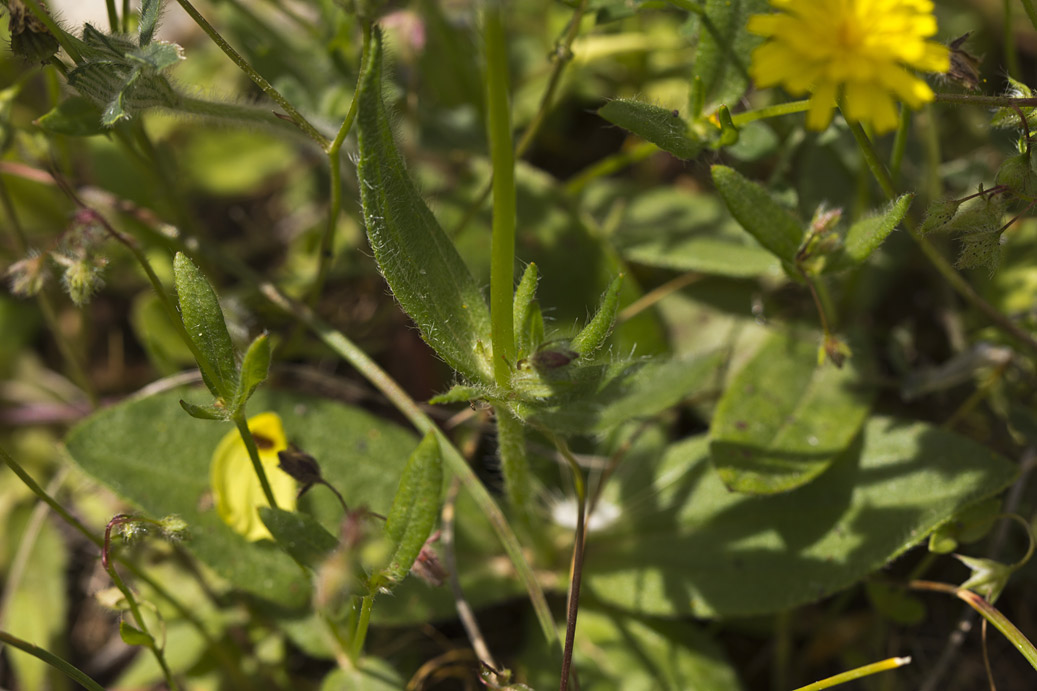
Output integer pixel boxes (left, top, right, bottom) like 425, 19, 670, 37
210, 412, 297, 542
748, 0, 951, 134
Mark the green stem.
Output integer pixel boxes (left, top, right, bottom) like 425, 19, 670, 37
122, 0, 130, 33
790, 656, 912, 691
1003, 0, 1021, 78
911, 580, 1037, 671
350, 595, 374, 661
730, 99, 811, 126
177, 96, 316, 139
889, 106, 910, 184
934, 93, 1037, 108
171, 0, 330, 150
105, 0, 119, 32
847, 120, 1037, 357
0, 631, 107, 691
485, 5, 517, 384
104, 546, 178, 691
309, 22, 372, 309
233, 414, 279, 509
257, 284, 558, 645
564, 141, 658, 196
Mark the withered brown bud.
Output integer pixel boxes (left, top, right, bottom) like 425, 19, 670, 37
945, 33, 981, 92
277, 444, 324, 497
6, 0, 59, 64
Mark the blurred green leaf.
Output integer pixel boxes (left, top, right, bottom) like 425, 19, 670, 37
692, 0, 767, 113
130, 291, 196, 376
320, 657, 404, 690
119, 621, 154, 647
260, 507, 340, 570
712, 164, 803, 265
584, 417, 1017, 618
710, 330, 874, 494
356, 30, 493, 384
598, 100, 702, 159
34, 96, 106, 136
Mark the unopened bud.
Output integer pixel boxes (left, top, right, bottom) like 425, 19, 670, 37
7, 250, 50, 297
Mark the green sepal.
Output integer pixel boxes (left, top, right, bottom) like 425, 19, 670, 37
259, 507, 339, 571
428, 384, 493, 405
570, 274, 623, 360
355, 30, 493, 384
710, 105, 739, 148
712, 165, 803, 264
513, 262, 542, 359
378, 432, 443, 589
173, 252, 239, 400
232, 332, 271, 414
824, 194, 913, 273
139, 0, 161, 46
598, 99, 702, 160
119, 620, 154, 647
178, 399, 230, 421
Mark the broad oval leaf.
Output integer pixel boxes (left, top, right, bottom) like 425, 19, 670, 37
584, 417, 1017, 618
356, 30, 492, 384
597, 100, 702, 159
710, 329, 874, 494
260, 507, 339, 570
711, 165, 803, 264
64, 388, 418, 608
173, 252, 238, 399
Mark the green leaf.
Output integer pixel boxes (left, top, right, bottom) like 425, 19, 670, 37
692, 0, 767, 112
260, 508, 340, 570
34, 96, 106, 136
597, 183, 781, 278
233, 332, 271, 413
178, 399, 228, 421
584, 417, 1017, 618
428, 384, 493, 405
320, 658, 405, 690
711, 165, 803, 264
710, 330, 874, 494
598, 100, 702, 159
513, 351, 725, 435
119, 621, 154, 648
825, 195, 913, 272
379, 432, 443, 587
64, 388, 419, 608
173, 252, 239, 400
129, 42, 184, 71
355, 30, 492, 384
570, 274, 623, 360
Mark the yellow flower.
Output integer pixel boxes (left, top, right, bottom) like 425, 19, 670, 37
210, 412, 297, 541
748, 0, 950, 133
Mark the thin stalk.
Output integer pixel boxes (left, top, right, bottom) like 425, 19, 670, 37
350, 594, 374, 661
934, 93, 1037, 108
847, 120, 1037, 357
0, 631, 107, 691
772, 609, 792, 691
911, 580, 1037, 671
553, 436, 587, 691
233, 414, 279, 509
564, 141, 658, 197
730, 99, 811, 126
171, 0, 330, 149
105, 0, 119, 33
617, 271, 701, 323
1003, 0, 1021, 78
104, 518, 178, 691
790, 656, 912, 691
257, 284, 558, 645
122, 0, 130, 33
177, 96, 316, 139
889, 107, 910, 183
309, 23, 372, 309
485, 5, 517, 384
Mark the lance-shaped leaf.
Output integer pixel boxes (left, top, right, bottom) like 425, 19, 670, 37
824, 195, 913, 273
231, 332, 271, 414
712, 165, 803, 264
710, 330, 874, 494
571, 274, 623, 360
598, 100, 702, 160
356, 30, 493, 383
379, 432, 443, 587
513, 262, 543, 359
173, 252, 238, 399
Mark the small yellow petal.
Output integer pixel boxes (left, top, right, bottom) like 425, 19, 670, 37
210, 412, 297, 542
